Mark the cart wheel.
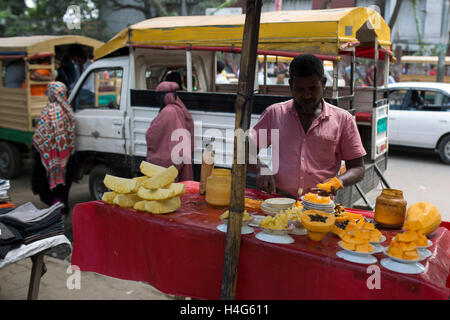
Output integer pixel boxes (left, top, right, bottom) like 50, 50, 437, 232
89, 164, 114, 201
0, 141, 22, 179
438, 135, 450, 165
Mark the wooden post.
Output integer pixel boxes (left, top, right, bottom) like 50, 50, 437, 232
220, 0, 262, 300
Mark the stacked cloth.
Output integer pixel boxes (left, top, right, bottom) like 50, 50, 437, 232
0, 202, 64, 259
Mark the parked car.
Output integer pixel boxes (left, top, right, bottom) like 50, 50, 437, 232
388, 82, 450, 164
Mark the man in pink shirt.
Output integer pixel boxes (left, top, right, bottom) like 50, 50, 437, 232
249, 54, 366, 197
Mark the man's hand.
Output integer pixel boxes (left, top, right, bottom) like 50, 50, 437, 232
310, 186, 338, 197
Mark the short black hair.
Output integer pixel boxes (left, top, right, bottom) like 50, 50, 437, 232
289, 54, 324, 80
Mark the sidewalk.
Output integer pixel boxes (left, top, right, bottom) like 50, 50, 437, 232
0, 254, 173, 300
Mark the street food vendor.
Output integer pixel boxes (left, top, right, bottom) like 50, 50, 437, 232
248, 54, 366, 197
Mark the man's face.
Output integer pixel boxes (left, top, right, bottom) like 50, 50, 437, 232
289, 74, 326, 114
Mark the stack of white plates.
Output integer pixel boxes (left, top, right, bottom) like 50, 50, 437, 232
301, 196, 335, 214
261, 198, 296, 216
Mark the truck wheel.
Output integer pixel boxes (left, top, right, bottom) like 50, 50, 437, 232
0, 142, 21, 179
438, 135, 450, 164
89, 164, 114, 201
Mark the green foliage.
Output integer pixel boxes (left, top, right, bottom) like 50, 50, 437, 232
0, 0, 104, 39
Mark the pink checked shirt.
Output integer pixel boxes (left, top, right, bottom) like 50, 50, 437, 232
250, 99, 366, 196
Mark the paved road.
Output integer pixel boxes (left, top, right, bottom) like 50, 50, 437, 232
7, 147, 450, 258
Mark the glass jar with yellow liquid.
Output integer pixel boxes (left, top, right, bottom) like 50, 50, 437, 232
374, 189, 407, 228
205, 168, 231, 206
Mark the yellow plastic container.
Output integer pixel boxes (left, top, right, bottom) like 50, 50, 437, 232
374, 189, 407, 229
205, 169, 231, 206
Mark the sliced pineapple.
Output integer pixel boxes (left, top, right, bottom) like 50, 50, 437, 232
143, 165, 178, 190
145, 197, 181, 214
134, 200, 147, 212
104, 174, 137, 194
132, 176, 150, 193
163, 183, 186, 196
113, 193, 142, 208
140, 161, 166, 178
102, 191, 117, 204
137, 186, 176, 200
137, 183, 186, 200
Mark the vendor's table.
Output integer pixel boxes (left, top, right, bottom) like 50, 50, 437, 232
71, 182, 450, 300
0, 235, 71, 299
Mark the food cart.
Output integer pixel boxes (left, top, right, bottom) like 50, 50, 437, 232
70, 7, 449, 301
74, 7, 392, 208
0, 35, 104, 179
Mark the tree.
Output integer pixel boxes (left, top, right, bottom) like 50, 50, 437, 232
107, 0, 172, 19
388, 0, 402, 30
0, 0, 104, 39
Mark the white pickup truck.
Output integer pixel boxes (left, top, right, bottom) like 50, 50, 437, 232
69, 48, 279, 200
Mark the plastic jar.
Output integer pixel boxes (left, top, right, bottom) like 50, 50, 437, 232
374, 189, 407, 228
205, 168, 231, 206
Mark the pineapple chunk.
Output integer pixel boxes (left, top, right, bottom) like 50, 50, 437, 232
102, 191, 117, 204
137, 186, 176, 200
134, 200, 147, 211
137, 183, 186, 200
140, 161, 166, 178
131, 176, 150, 193
143, 165, 178, 190
104, 174, 137, 194
113, 193, 142, 208
164, 183, 186, 197
145, 197, 181, 214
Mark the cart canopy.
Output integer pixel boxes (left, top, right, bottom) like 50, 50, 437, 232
95, 7, 391, 60
0, 35, 104, 58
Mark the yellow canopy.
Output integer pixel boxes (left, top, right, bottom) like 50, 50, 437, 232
95, 7, 391, 60
0, 35, 104, 56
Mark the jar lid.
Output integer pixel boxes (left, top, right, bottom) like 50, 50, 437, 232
212, 168, 231, 176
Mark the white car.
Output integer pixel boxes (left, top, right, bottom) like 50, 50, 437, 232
388, 82, 450, 164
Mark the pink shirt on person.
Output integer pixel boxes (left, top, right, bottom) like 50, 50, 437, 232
250, 99, 366, 196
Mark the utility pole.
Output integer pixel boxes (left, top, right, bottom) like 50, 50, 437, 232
437, 0, 449, 82
220, 0, 262, 300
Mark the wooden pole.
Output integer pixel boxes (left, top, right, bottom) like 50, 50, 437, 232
220, 0, 262, 300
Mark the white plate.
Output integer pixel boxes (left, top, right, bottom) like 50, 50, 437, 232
369, 235, 386, 244
248, 215, 265, 227
338, 241, 383, 256
261, 202, 285, 216
416, 239, 433, 249
255, 232, 295, 244
380, 258, 425, 274
216, 224, 254, 235
418, 248, 432, 259
336, 250, 377, 264
383, 248, 428, 263
264, 197, 296, 209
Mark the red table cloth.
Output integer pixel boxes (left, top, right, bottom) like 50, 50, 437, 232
71, 181, 450, 300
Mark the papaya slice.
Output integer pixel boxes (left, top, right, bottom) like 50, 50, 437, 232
301, 210, 335, 233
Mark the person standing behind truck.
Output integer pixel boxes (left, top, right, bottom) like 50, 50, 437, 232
145, 81, 194, 181
31, 82, 76, 220
248, 54, 366, 197
68, 44, 94, 105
